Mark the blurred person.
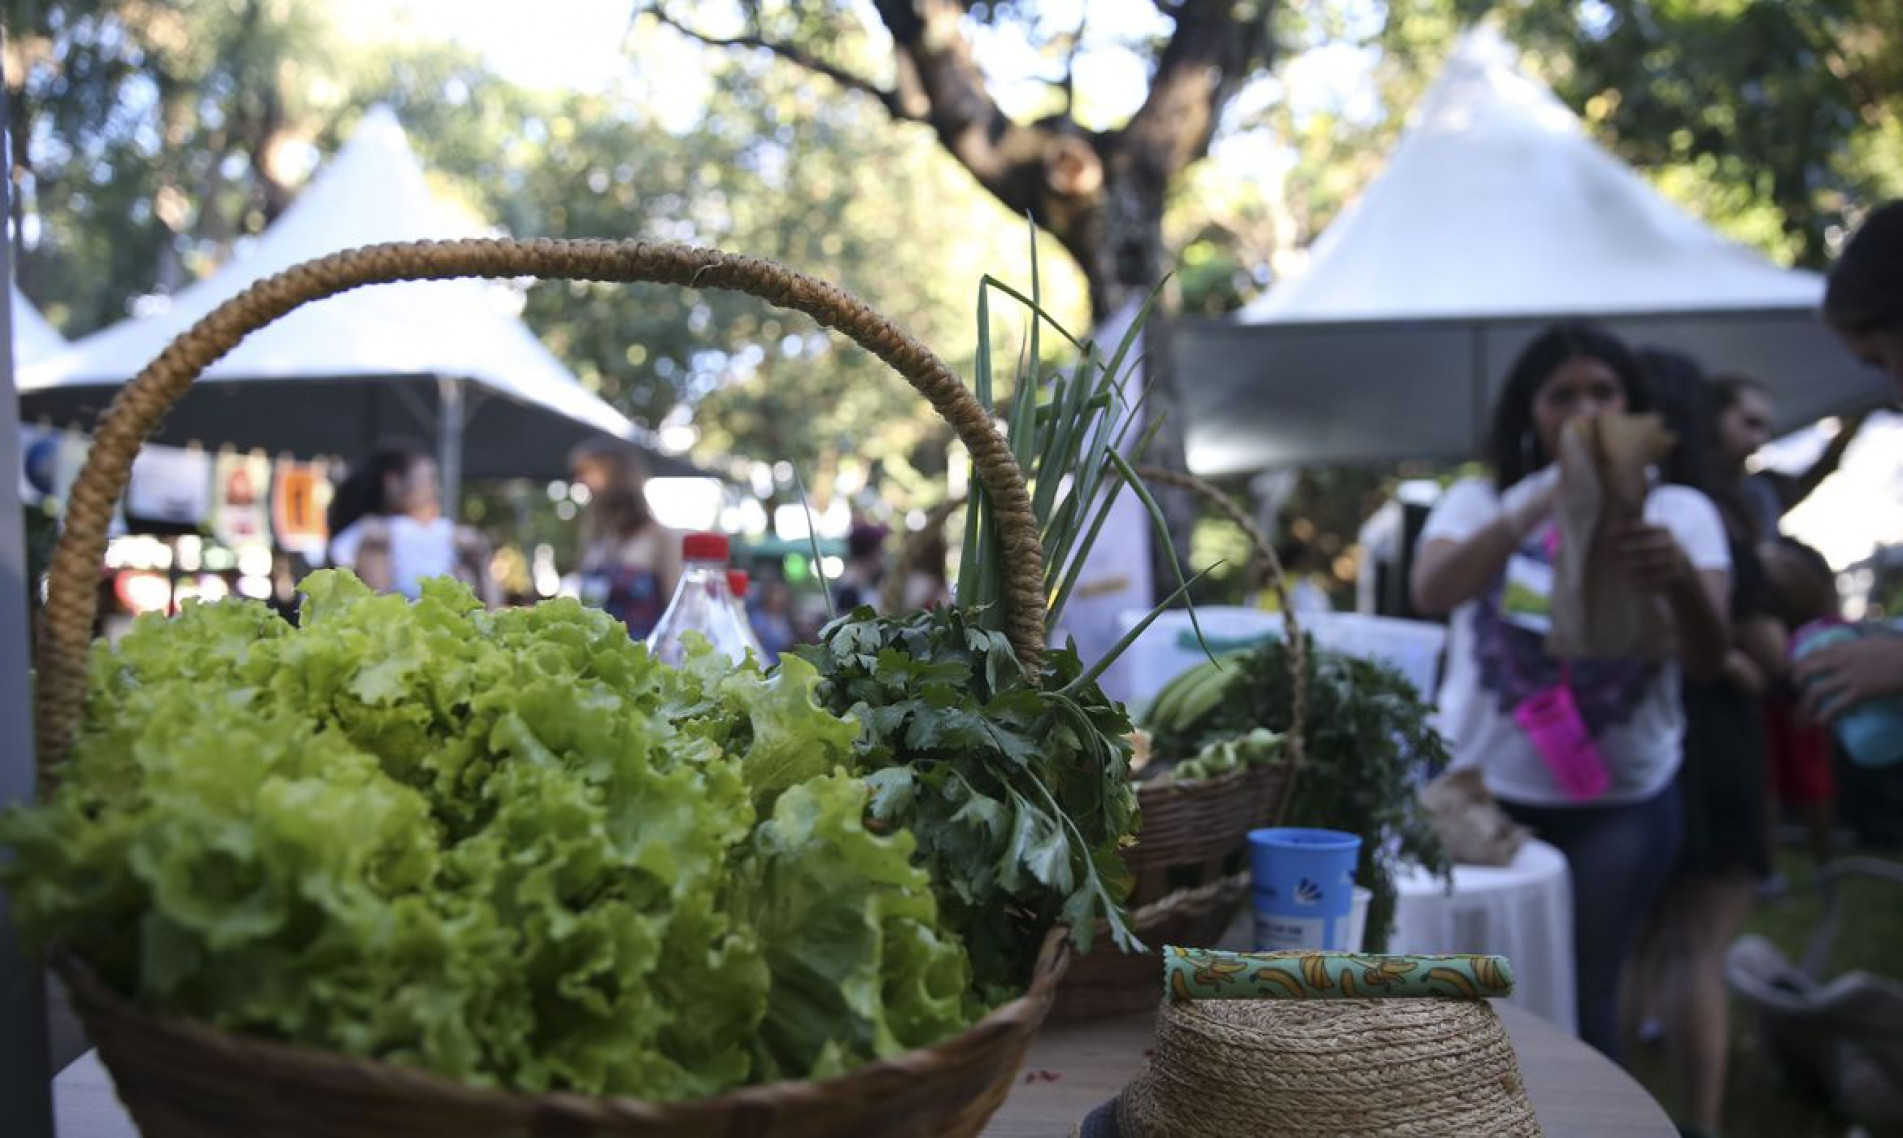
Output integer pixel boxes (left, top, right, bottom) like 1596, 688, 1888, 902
1708, 372, 1866, 540
748, 576, 799, 663
831, 521, 888, 614
1625, 349, 1781, 1136
1255, 538, 1333, 615
327, 441, 496, 605
1411, 322, 1731, 1062
1796, 202, 1903, 724
569, 439, 680, 640
1760, 537, 1843, 866
900, 529, 952, 611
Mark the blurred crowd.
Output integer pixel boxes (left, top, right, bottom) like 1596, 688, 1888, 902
319, 437, 946, 665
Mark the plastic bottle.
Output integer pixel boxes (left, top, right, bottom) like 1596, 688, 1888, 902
725, 568, 766, 661
1790, 620, 1903, 769
645, 533, 755, 666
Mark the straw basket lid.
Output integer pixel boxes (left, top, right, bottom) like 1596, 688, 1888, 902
1086, 997, 1541, 1138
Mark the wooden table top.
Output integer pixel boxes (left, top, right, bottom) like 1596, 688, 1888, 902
981, 1001, 1676, 1137
53, 1003, 1671, 1137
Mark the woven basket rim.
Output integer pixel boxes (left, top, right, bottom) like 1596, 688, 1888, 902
57, 925, 1070, 1122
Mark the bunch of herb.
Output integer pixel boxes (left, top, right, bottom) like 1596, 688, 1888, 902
796, 606, 1136, 1000
796, 236, 1202, 995
1150, 637, 1451, 951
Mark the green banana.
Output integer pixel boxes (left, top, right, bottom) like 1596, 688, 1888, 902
1144, 656, 1236, 733
1170, 659, 1237, 729
1144, 659, 1218, 731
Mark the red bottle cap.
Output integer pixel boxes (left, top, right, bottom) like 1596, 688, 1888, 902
726, 569, 750, 598
682, 532, 730, 563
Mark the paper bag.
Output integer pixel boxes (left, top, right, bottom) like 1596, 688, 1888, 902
1546, 412, 1676, 659
1419, 767, 1530, 866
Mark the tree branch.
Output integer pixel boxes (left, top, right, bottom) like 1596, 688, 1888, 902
869, 0, 1066, 223
642, 4, 924, 123
1124, 0, 1271, 179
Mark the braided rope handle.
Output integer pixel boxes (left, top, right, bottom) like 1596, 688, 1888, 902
34, 238, 1046, 772
1132, 466, 1307, 804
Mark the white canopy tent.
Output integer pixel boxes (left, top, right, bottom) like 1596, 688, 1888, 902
11, 284, 65, 366
1175, 27, 1885, 474
19, 106, 699, 501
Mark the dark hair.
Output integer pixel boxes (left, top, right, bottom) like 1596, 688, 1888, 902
1825, 201, 1903, 334
847, 523, 887, 562
569, 439, 653, 544
1635, 347, 1713, 494
1762, 536, 1839, 628
1489, 321, 1651, 490
1701, 371, 1781, 540
1706, 372, 1771, 417
327, 440, 431, 541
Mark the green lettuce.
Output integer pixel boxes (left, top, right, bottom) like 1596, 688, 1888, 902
736, 772, 972, 1080
2, 571, 976, 1099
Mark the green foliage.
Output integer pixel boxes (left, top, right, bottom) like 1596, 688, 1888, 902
793, 605, 1139, 999
1149, 636, 1451, 952
9, 1, 1086, 495
733, 772, 974, 1081
0, 572, 971, 1097
1473, 0, 1903, 269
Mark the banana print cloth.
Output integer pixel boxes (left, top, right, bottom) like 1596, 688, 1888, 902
1164, 946, 1514, 1001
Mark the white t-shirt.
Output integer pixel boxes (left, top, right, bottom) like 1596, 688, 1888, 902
1421, 476, 1730, 807
328, 515, 459, 600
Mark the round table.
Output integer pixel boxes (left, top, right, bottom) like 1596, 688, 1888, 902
50, 1001, 1676, 1138
1389, 836, 1577, 1034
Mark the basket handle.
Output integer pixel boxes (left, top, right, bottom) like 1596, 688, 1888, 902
34, 239, 1047, 771
879, 468, 1308, 799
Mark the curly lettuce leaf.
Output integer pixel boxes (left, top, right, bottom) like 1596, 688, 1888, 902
735, 773, 972, 1081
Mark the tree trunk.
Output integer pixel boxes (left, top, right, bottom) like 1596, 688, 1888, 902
663, 0, 1269, 600
1053, 140, 1195, 605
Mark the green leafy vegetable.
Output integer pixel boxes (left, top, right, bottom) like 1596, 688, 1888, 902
794, 605, 1138, 999
1, 571, 971, 1098
735, 772, 972, 1080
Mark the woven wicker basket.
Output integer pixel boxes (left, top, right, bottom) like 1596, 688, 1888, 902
32, 238, 1073, 1138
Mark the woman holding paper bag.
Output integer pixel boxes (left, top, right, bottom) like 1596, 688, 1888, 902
1411, 322, 1731, 1061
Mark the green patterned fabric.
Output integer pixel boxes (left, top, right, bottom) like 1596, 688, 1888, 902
1163, 946, 1514, 1001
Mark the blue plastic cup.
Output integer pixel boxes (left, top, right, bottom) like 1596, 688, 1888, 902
1249, 827, 1362, 952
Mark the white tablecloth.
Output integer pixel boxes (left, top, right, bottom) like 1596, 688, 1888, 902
1389, 837, 1577, 1034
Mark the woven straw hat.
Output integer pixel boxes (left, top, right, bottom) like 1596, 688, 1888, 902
1080, 997, 1541, 1137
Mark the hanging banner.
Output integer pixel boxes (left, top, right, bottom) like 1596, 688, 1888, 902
271, 457, 331, 557
126, 445, 213, 526
209, 450, 273, 548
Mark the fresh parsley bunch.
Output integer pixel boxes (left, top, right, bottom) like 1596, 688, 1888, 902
795, 605, 1138, 999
